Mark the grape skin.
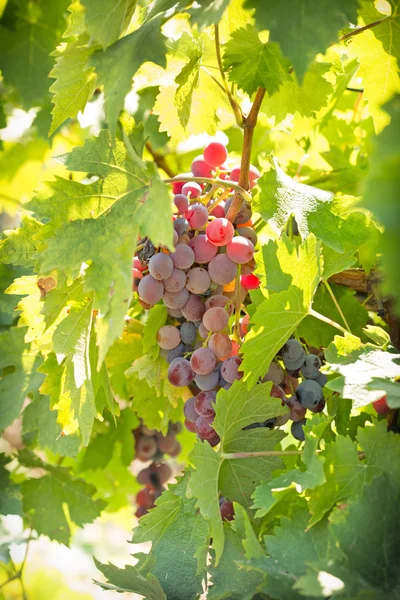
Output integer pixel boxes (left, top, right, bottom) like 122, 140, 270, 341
188, 234, 218, 263
195, 390, 217, 417
296, 379, 323, 409
281, 339, 304, 362
168, 358, 195, 387
148, 253, 174, 280
208, 254, 237, 285
291, 419, 306, 442
180, 322, 197, 345
190, 347, 216, 375
163, 267, 187, 292
195, 368, 220, 391
206, 218, 234, 247
174, 217, 189, 235
220, 501, 234, 521
185, 203, 209, 229
156, 325, 181, 350
205, 294, 233, 315
226, 236, 255, 264
181, 294, 206, 322
203, 141, 227, 167
221, 356, 242, 383
301, 354, 322, 379
182, 182, 202, 198
224, 198, 252, 223
186, 267, 210, 294
171, 243, 195, 269
174, 194, 190, 215
195, 415, 216, 439
208, 333, 232, 358
184, 397, 199, 422
203, 306, 229, 332
237, 226, 257, 245
191, 155, 213, 177
163, 287, 189, 309
138, 275, 164, 305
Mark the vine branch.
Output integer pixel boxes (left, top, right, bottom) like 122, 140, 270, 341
226, 86, 266, 223
214, 25, 243, 128
339, 15, 395, 42
145, 142, 175, 178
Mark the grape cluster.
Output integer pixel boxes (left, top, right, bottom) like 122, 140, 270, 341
133, 138, 329, 452
133, 422, 181, 518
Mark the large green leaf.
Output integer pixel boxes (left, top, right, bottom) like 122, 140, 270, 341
0, 455, 22, 516
81, 0, 136, 48
245, 0, 358, 81
0, 216, 42, 268
94, 558, 166, 599
188, 380, 287, 564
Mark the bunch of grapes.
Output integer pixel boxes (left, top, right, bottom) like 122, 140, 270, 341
133, 422, 181, 518
133, 138, 329, 451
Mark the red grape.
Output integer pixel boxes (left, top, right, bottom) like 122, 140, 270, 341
132, 268, 143, 292
168, 358, 195, 386
226, 236, 255, 264
203, 306, 229, 332
203, 141, 228, 168
195, 415, 216, 439
195, 368, 220, 391
156, 325, 181, 350
224, 198, 252, 224
149, 253, 174, 280
163, 287, 189, 309
373, 395, 389, 415
241, 273, 260, 290
136, 436, 158, 461
185, 418, 197, 432
237, 226, 257, 245
262, 362, 284, 385
240, 314, 250, 336
190, 347, 216, 375
229, 164, 260, 188
209, 202, 225, 218
191, 155, 213, 177
287, 397, 307, 422
188, 234, 218, 263
171, 243, 195, 269
163, 267, 187, 292
206, 218, 234, 246
271, 383, 287, 405
221, 356, 242, 383
138, 275, 164, 304
133, 257, 146, 272
220, 501, 234, 521
205, 294, 233, 315
182, 182, 202, 198
195, 390, 217, 416
208, 254, 237, 285
185, 203, 209, 229
174, 194, 189, 215
172, 181, 184, 194
186, 267, 210, 294
184, 396, 198, 423
208, 332, 232, 358
135, 506, 149, 518
181, 294, 206, 322
136, 487, 155, 508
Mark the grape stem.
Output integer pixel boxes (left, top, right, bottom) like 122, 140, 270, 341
233, 264, 242, 343
323, 280, 352, 333
145, 142, 175, 177
309, 308, 348, 335
163, 175, 252, 203
339, 15, 396, 42
225, 86, 266, 224
214, 24, 244, 128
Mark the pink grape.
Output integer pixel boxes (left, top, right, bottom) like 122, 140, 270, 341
163, 287, 189, 309
209, 202, 225, 218
163, 267, 187, 292
224, 198, 252, 224
262, 361, 284, 385
195, 368, 219, 391
168, 358, 195, 387
138, 275, 164, 304
174, 218, 189, 235
148, 253, 174, 280
287, 397, 307, 422
209, 333, 232, 358
195, 415, 216, 439
185, 203, 209, 229
203, 141, 228, 168
133, 257, 146, 272
226, 236, 255, 264
172, 180, 184, 194
205, 294, 233, 316
203, 306, 229, 332
174, 194, 189, 215
170, 243, 195, 269
132, 268, 143, 292
229, 164, 260, 188
136, 437, 157, 461
271, 383, 287, 405
206, 218, 234, 246
220, 501, 234, 521
198, 322, 209, 339
184, 397, 199, 423
240, 314, 250, 336
221, 356, 242, 383
208, 433, 221, 447
167, 307, 183, 318
191, 155, 213, 177
241, 273, 260, 290
181, 294, 206, 322
182, 182, 202, 198
190, 347, 216, 375
156, 325, 181, 350
208, 254, 237, 285
186, 267, 210, 294
195, 390, 217, 417
173, 229, 179, 245
185, 418, 197, 433
188, 234, 217, 263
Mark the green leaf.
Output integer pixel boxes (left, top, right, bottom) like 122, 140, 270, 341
363, 95, 400, 312
223, 25, 291, 96
94, 558, 166, 599
297, 284, 368, 349
188, 380, 287, 563
131, 489, 210, 600
347, 1, 400, 132
325, 332, 400, 407
90, 17, 167, 139
188, 0, 230, 29
49, 37, 97, 135
254, 159, 375, 253
246, 0, 358, 81
143, 304, 168, 360
20, 449, 105, 545
173, 32, 202, 128
0, 327, 44, 431
0, 0, 70, 107
0, 216, 42, 268
0, 454, 22, 516
0, 264, 26, 329
81, 0, 136, 48
22, 396, 81, 457
322, 244, 357, 280
241, 235, 321, 388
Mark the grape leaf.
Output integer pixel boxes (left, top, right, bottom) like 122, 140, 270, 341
261, 61, 334, 123
0, 455, 22, 516
22, 396, 80, 457
131, 487, 210, 600
308, 420, 400, 527
90, 17, 167, 139
0, 0, 69, 107
245, 0, 358, 81
0, 264, 25, 328
241, 235, 321, 388
49, 37, 97, 135
188, 380, 287, 564
363, 95, 400, 312
81, 0, 136, 48
173, 32, 203, 128
297, 475, 400, 599
347, 1, 400, 132
297, 284, 368, 349
142, 304, 168, 360
19, 450, 105, 545
94, 558, 166, 599
325, 332, 400, 407
223, 25, 291, 96
254, 159, 376, 253
322, 244, 357, 280
0, 327, 44, 431
0, 216, 42, 268
188, 0, 230, 29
